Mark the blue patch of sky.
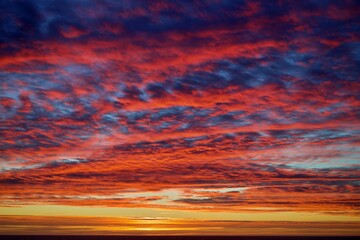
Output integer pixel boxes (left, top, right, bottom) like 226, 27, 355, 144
287, 154, 360, 169
301, 129, 359, 142
150, 106, 188, 121
126, 110, 149, 123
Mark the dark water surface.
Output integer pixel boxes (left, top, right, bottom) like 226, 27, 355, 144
0, 236, 359, 240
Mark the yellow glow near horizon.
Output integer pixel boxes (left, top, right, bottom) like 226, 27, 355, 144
1, 204, 360, 222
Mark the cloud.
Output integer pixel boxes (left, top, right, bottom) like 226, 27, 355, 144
0, 0, 359, 220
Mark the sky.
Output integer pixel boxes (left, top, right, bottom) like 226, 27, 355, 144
0, 0, 360, 236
